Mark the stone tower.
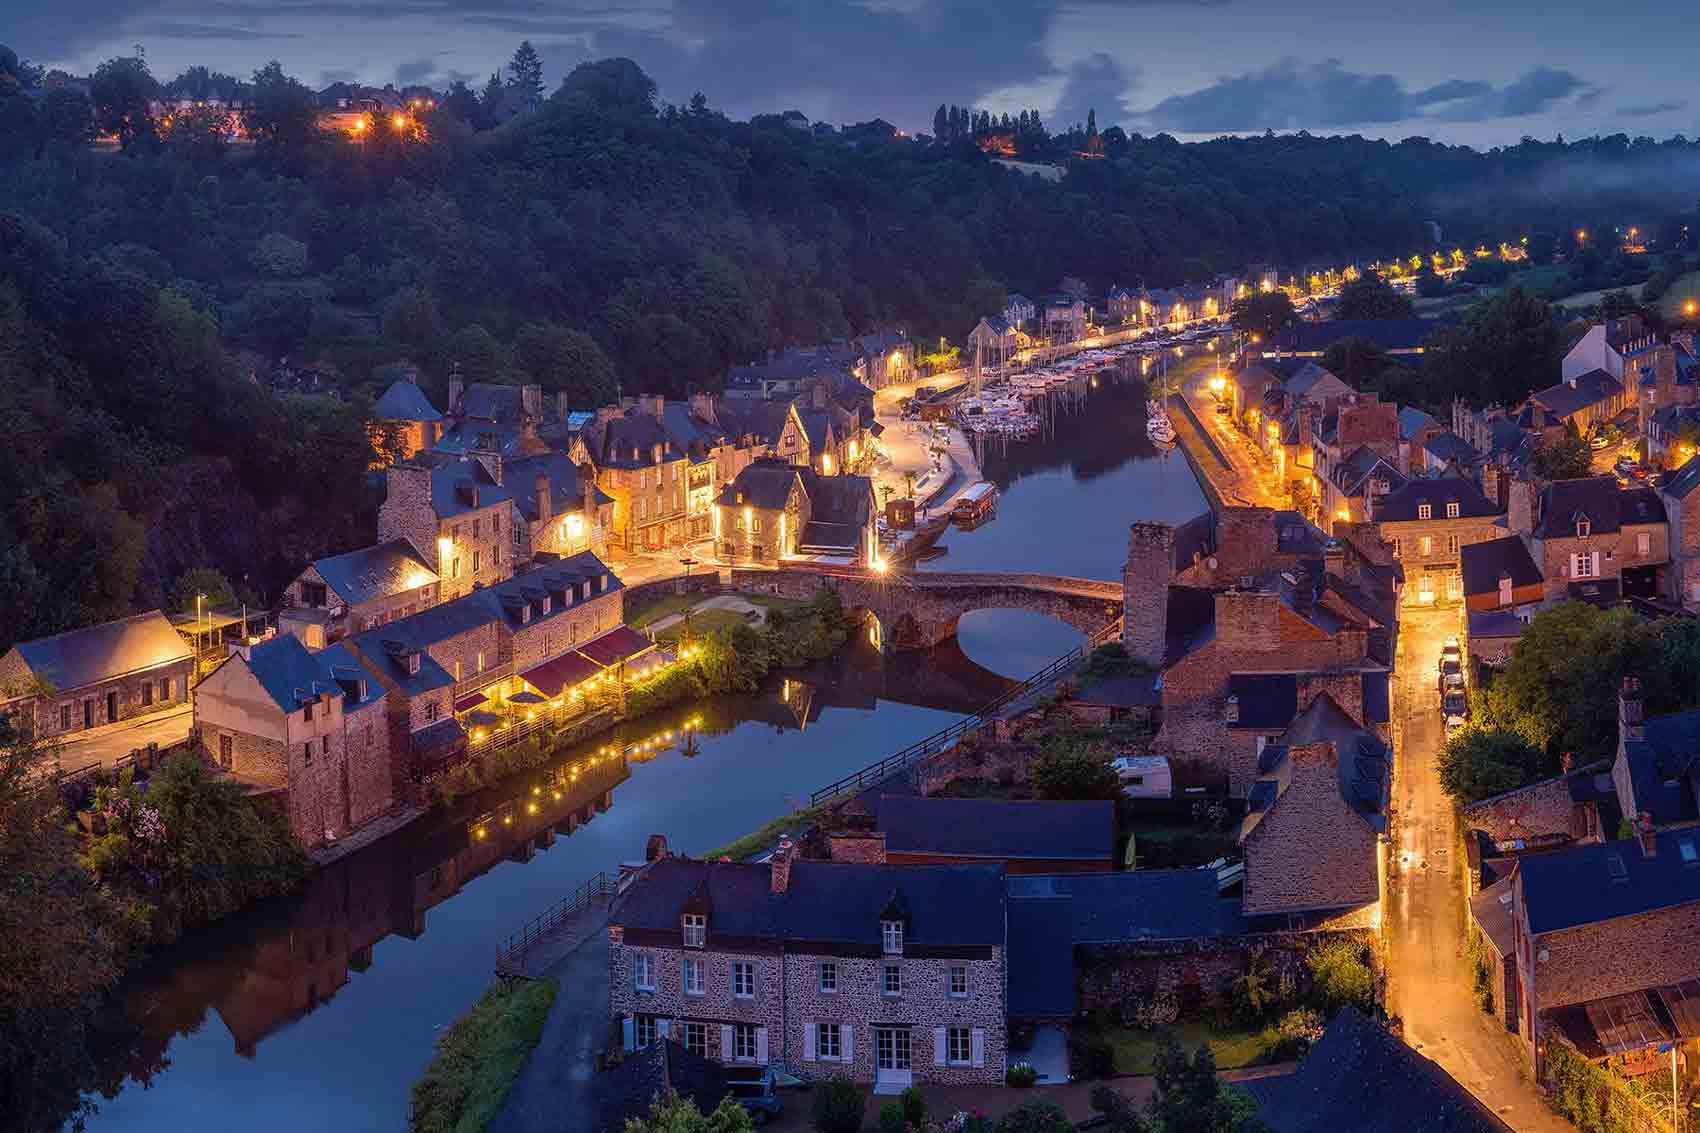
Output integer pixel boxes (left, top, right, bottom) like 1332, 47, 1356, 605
1124, 522, 1176, 668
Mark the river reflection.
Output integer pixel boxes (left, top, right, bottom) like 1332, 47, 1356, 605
78, 636, 1011, 1131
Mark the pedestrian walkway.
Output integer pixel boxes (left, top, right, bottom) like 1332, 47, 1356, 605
55, 704, 192, 771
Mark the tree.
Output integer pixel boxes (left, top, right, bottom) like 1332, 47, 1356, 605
1530, 432, 1592, 481
1304, 937, 1377, 1014
1031, 739, 1120, 800
556, 58, 657, 115
1415, 268, 1448, 298
36, 87, 95, 151
1436, 727, 1550, 804
170, 566, 237, 614
1230, 291, 1297, 341
1334, 271, 1413, 320
1599, 289, 1642, 320
1422, 287, 1563, 408
507, 40, 544, 107
1095, 1040, 1264, 1133
623, 1091, 753, 1133
810, 1072, 865, 1133
90, 54, 158, 149
244, 61, 319, 154
251, 232, 308, 279
515, 323, 616, 403
933, 103, 948, 140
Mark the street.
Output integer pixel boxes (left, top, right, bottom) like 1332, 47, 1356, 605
54, 704, 192, 772
1176, 356, 1289, 509
1385, 605, 1574, 1132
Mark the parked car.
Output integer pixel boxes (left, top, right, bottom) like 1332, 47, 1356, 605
725, 1067, 782, 1124
1589, 434, 1612, 451
1442, 691, 1468, 719
1215, 401, 1231, 414
1616, 456, 1638, 474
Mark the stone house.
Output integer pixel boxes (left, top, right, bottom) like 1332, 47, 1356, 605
724, 346, 858, 403
378, 458, 514, 604
369, 373, 442, 462
0, 611, 194, 740
193, 635, 392, 848
1528, 477, 1668, 605
608, 842, 1007, 1090
831, 796, 1117, 874
1322, 445, 1406, 532
1003, 293, 1036, 330
284, 539, 440, 645
715, 400, 808, 481
1611, 678, 1700, 831
1042, 294, 1087, 342
1104, 286, 1141, 325
716, 458, 879, 566
572, 396, 727, 553
1238, 695, 1388, 928
503, 452, 613, 568
1397, 407, 1445, 476
1527, 368, 1629, 437
1509, 825, 1700, 1075
1370, 474, 1503, 607
851, 330, 915, 391
1658, 454, 1700, 608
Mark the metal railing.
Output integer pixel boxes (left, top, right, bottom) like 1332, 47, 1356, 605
453, 660, 515, 700
807, 615, 1124, 807
495, 869, 616, 977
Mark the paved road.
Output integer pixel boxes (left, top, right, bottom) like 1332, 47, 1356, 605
1385, 605, 1574, 1133
489, 919, 612, 1133
1176, 359, 1287, 510
55, 705, 192, 771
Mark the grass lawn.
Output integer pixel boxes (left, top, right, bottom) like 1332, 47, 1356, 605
1659, 270, 1700, 321
1095, 1020, 1268, 1075
700, 800, 834, 862
652, 608, 748, 644
1506, 263, 1572, 293
743, 593, 809, 614
626, 593, 704, 629
409, 977, 559, 1133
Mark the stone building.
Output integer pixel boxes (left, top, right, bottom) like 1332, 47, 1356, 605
1370, 474, 1503, 607
609, 842, 1007, 1090
572, 396, 726, 553
850, 330, 915, 391
1459, 534, 1544, 620
966, 316, 1026, 370
283, 539, 440, 645
1528, 477, 1667, 604
715, 459, 879, 566
0, 611, 194, 740
1561, 316, 1658, 384
193, 635, 393, 848
369, 372, 443, 462
1658, 454, 1700, 608
503, 452, 613, 567
378, 458, 515, 603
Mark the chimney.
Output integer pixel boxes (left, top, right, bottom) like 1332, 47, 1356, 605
813, 382, 829, 409
534, 471, 551, 524
690, 391, 717, 425
1323, 537, 1346, 579
643, 394, 665, 421
448, 373, 465, 417
1620, 676, 1645, 744
1481, 462, 1503, 508
521, 384, 543, 422
595, 404, 622, 428
557, 390, 570, 422
770, 835, 797, 894
645, 834, 669, 862
1637, 812, 1658, 857
1506, 476, 1537, 537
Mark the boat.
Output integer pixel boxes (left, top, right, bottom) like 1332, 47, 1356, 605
952, 480, 998, 525
1145, 399, 1176, 449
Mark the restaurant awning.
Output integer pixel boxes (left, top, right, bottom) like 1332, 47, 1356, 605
521, 650, 601, 696
411, 717, 468, 768
453, 691, 488, 712
578, 625, 657, 668
510, 690, 547, 705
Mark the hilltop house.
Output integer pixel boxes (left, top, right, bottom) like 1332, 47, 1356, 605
608, 841, 1007, 1090
0, 612, 195, 740
850, 330, 915, 390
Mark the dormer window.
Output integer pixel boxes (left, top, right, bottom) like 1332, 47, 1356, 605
1445, 501, 1460, 518
408, 653, 421, 675
1417, 503, 1432, 520
1576, 517, 1591, 538
542, 595, 552, 614
652, 443, 663, 464
682, 913, 706, 948
881, 919, 903, 954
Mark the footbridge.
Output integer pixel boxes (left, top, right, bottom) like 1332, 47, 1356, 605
731, 567, 1124, 651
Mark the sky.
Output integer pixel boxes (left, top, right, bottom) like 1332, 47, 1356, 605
11, 0, 1698, 148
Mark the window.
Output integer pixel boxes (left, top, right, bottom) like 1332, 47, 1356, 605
425, 701, 439, 723
684, 957, 705, 996
219, 733, 233, 767
304, 700, 314, 722
141, 682, 152, 707
1446, 534, 1459, 555
881, 919, 903, 954
752, 517, 763, 535
493, 545, 501, 567
733, 1023, 758, 1061
882, 963, 901, 997
818, 1023, 842, 1061
303, 742, 313, 765
453, 524, 463, 542
947, 1027, 972, 1065
818, 962, 838, 993
1446, 501, 1460, 519
635, 1015, 656, 1049
633, 953, 655, 992
733, 960, 754, 999
452, 557, 463, 580
473, 518, 481, 539
59, 704, 71, 730
476, 651, 486, 674
949, 965, 968, 998
1638, 531, 1652, 556
1576, 518, 1591, 538
1499, 576, 1513, 606
1574, 552, 1598, 579
1417, 503, 1432, 520
323, 736, 331, 756
1391, 538, 1402, 559
472, 550, 480, 574
513, 523, 523, 547
163, 677, 173, 701
1419, 535, 1433, 556
683, 1022, 707, 1057
682, 913, 706, 948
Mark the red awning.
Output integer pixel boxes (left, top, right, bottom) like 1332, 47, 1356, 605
577, 625, 657, 668
520, 650, 602, 696
453, 691, 488, 712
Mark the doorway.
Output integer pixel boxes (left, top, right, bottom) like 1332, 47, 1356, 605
106, 691, 118, 723
875, 1027, 912, 1092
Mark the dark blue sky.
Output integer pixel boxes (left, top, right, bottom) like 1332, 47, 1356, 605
14, 0, 1695, 145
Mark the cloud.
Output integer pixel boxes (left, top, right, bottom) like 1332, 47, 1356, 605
1051, 53, 1137, 132
395, 56, 442, 84
1618, 99, 1686, 118
134, 19, 298, 41
1139, 58, 1601, 133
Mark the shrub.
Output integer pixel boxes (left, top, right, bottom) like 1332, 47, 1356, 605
1070, 1033, 1115, 1079
409, 978, 558, 1133
880, 1100, 907, 1133
1006, 1062, 1038, 1088
992, 1100, 1069, 1133
1259, 1007, 1326, 1062
1306, 937, 1377, 1014
900, 1085, 926, 1126
811, 1073, 865, 1133
1031, 739, 1119, 800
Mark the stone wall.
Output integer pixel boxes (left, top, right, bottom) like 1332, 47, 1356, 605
1460, 774, 1586, 845
1241, 742, 1380, 916
623, 573, 722, 617
1530, 893, 1700, 1012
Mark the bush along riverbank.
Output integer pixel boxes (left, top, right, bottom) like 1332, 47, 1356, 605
409, 977, 560, 1133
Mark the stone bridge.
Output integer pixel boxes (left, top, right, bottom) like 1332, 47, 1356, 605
731, 568, 1124, 651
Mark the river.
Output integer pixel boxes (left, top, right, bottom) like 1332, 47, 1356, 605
74, 363, 1208, 1131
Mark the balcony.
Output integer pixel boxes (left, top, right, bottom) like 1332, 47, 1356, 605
453, 659, 514, 699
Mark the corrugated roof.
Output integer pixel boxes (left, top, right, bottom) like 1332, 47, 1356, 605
10, 611, 192, 693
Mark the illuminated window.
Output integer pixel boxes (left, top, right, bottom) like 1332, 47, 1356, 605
1446, 501, 1460, 519
1417, 503, 1432, 520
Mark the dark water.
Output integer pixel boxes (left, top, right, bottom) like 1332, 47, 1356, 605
75, 368, 1208, 1132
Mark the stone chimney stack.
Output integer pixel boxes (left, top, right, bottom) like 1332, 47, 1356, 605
579, 465, 597, 529
1637, 812, 1658, 857
1481, 462, 1503, 509
448, 373, 465, 417
643, 394, 666, 421
1620, 676, 1645, 745
1124, 522, 1177, 668
379, 463, 437, 567
813, 381, 829, 409
690, 391, 717, 425
770, 835, 797, 894
1506, 476, 1537, 537
533, 472, 551, 525
1323, 538, 1346, 580
557, 390, 570, 422
645, 834, 669, 862
521, 384, 543, 422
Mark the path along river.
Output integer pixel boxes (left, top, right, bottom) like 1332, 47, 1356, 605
75, 362, 1208, 1131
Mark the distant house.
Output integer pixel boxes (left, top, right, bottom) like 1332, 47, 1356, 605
0, 612, 194, 740
1421, 431, 1481, 476
832, 796, 1117, 874
851, 329, 914, 390
284, 538, 441, 646
1040, 294, 1086, 343
1527, 368, 1628, 435
370, 373, 442, 462
1262, 318, 1441, 360
1324, 445, 1407, 528
1658, 453, 1700, 608
1003, 293, 1036, 330
967, 316, 1027, 369
1105, 285, 1140, 324
1397, 407, 1445, 475
1562, 316, 1658, 384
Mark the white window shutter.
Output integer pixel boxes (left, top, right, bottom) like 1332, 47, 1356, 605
971, 1028, 985, 1067
804, 1023, 817, 1062
1592, 551, 1601, 576
657, 1019, 671, 1039
843, 1024, 854, 1064
933, 1027, 947, 1065
757, 1027, 768, 1064
721, 1025, 734, 1060
622, 1016, 636, 1052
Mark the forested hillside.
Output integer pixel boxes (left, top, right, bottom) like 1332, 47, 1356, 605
0, 48, 1697, 649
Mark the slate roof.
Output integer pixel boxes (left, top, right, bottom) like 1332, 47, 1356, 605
1005, 870, 1244, 943
1468, 609, 1526, 639
1530, 368, 1623, 419
1620, 485, 1666, 525
312, 539, 438, 607
718, 460, 800, 510
237, 635, 341, 713
1242, 695, 1390, 841
1460, 535, 1542, 597
318, 642, 384, 709
1534, 476, 1630, 538
615, 857, 1007, 948
1005, 897, 1078, 1018
1398, 406, 1441, 441
872, 796, 1116, 862
1283, 362, 1343, 401
1518, 829, 1700, 935
8, 611, 192, 693
1619, 707, 1700, 826
1372, 475, 1498, 522
415, 457, 512, 519
1664, 453, 1700, 500
458, 383, 528, 423
504, 452, 610, 522
1272, 318, 1443, 355
1333, 445, 1407, 498
1256, 1007, 1511, 1132
373, 378, 442, 421
1228, 673, 1299, 729
1422, 431, 1480, 466
727, 345, 856, 388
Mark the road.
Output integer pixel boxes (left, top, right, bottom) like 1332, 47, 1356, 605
1175, 357, 1289, 510
54, 704, 192, 772
1385, 605, 1574, 1133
